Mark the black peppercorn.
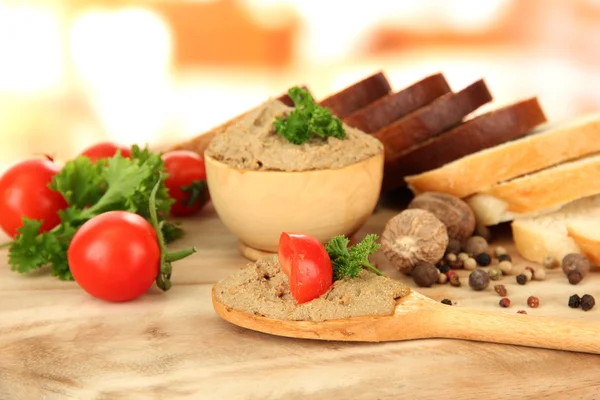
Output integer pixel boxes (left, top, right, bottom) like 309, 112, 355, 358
581, 294, 595, 311
498, 254, 512, 263
475, 252, 491, 267
516, 274, 527, 285
441, 298, 452, 305
568, 294, 582, 309
468, 269, 490, 291
438, 264, 451, 274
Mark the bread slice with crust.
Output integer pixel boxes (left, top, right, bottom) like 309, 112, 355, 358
466, 153, 600, 226
382, 97, 547, 191
511, 195, 600, 263
319, 71, 391, 118
342, 73, 451, 133
404, 113, 600, 198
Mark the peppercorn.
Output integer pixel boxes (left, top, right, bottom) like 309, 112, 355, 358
581, 294, 595, 311
494, 246, 507, 257
413, 262, 440, 287
517, 310, 527, 314
464, 236, 488, 255
446, 239, 462, 255
543, 255, 560, 269
445, 253, 457, 263
532, 266, 546, 281
494, 284, 507, 297
447, 270, 461, 287
522, 268, 533, 281
498, 254, 512, 263
475, 252, 492, 267
437, 272, 448, 284
498, 260, 513, 275
488, 267, 503, 281
463, 257, 477, 271
527, 296, 540, 308
516, 274, 527, 285
499, 298, 511, 308
568, 270, 583, 285
436, 259, 445, 269
441, 298, 452, 305
458, 252, 469, 262
449, 259, 463, 270
438, 264, 451, 274
469, 269, 490, 291
562, 253, 590, 281
568, 294, 582, 309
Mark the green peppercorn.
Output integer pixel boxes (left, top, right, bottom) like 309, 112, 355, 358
488, 267, 503, 281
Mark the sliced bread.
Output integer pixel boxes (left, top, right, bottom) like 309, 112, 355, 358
375, 79, 492, 162
382, 97, 547, 192
567, 221, 600, 266
511, 195, 600, 263
466, 153, 600, 226
319, 71, 391, 118
404, 113, 600, 198
342, 73, 451, 133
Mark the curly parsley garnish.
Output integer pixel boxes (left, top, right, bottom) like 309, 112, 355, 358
326, 234, 384, 281
274, 86, 346, 145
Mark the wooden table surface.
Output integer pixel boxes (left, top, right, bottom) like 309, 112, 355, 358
1, 202, 600, 400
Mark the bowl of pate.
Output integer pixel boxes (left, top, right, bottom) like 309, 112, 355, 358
205, 96, 384, 257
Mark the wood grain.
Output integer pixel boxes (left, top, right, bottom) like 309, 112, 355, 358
1, 205, 600, 399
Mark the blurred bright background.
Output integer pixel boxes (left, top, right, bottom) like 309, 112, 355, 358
1, 0, 600, 169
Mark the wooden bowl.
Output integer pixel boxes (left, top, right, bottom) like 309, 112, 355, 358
205, 151, 384, 257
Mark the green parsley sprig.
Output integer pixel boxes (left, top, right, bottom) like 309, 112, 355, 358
6, 145, 183, 280
274, 86, 346, 145
326, 234, 384, 281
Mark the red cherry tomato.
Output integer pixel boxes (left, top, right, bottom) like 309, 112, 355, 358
67, 211, 161, 302
278, 232, 333, 304
161, 150, 210, 217
0, 158, 67, 238
80, 142, 132, 162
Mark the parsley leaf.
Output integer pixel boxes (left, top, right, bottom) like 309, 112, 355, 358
274, 86, 346, 145
7, 145, 184, 279
326, 234, 384, 281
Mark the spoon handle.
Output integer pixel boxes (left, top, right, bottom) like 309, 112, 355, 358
433, 306, 600, 354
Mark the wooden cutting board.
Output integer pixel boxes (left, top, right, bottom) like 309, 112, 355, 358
1, 203, 600, 400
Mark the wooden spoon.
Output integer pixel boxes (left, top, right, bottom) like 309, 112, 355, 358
212, 288, 600, 354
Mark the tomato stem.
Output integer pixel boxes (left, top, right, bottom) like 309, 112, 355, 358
181, 180, 208, 208
149, 173, 196, 291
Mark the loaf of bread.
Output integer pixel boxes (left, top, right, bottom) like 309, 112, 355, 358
404, 114, 600, 198
319, 72, 391, 118
382, 97, 547, 191
375, 79, 492, 163
466, 153, 600, 226
342, 73, 451, 133
511, 195, 600, 263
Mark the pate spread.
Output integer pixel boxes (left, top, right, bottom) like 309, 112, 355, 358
214, 256, 410, 322
206, 99, 383, 172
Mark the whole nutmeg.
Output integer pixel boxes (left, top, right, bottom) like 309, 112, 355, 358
408, 192, 475, 242
561, 253, 590, 280
469, 269, 490, 291
412, 263, 440, 287
464, 236, 488, 256
381, 209, 449, 275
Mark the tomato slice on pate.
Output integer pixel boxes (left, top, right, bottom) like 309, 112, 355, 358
278, 232, 333, 304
